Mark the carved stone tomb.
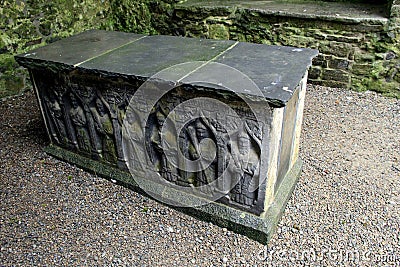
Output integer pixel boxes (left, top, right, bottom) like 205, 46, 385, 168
16, 30, 318, 243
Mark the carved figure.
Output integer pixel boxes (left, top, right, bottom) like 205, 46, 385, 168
160, 126, 180, 182
70, 84, 103, 159
69, 93, 91, 153
187, 118, 217, 193
149, 109, 165, 167
44, 94, 67, 144
43, 79, 78, 150
100, 90, 127, 168
230, 123, 261, 206
204, 113, 231, 195
91, 98, 117, 163
149, 106, 180, 182
124, 108, 145, 171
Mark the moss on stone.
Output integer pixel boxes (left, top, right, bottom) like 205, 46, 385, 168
3, 0, 400, 98
353, 78, 400, 98
170, 1, 399, 98
208, 24, 230, 39
1, 0, 109, 98
105, 0, 180, 35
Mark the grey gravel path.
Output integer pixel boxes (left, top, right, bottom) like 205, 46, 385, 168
0, 85, 399, 267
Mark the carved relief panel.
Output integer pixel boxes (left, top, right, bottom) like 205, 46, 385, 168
32, 70, 269, 214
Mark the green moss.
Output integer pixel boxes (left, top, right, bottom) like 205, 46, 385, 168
1, 0, 109, 98
106, 1, 155, 34
353, 78, 400, 98
0, 54, 18, 72
208, 24, 229, 39
0, 75, 25, 98
2, 0, 399, 98
105, 0, 180, 35
0, 54, 26, 98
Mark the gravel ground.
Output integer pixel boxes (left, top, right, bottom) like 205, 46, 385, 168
0, 85, 399, 267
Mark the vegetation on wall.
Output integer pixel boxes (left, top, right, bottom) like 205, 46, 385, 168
169, 2, 399, 98
352, 32, 400, 98
1, 0, 399, 98
0, 0, 109, 98
105, 0, 180, 35
105, 0, 399, 98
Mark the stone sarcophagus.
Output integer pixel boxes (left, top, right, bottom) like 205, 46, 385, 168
16, 30, 318, 243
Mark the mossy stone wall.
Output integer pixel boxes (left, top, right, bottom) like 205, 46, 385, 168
107, 0, 400, 98
0, 0, 109, 98
2, 0, 400, 98
105, 0, 180, 35
167, 3, 399, 97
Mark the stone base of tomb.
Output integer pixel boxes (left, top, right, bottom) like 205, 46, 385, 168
45, 144, 302, 244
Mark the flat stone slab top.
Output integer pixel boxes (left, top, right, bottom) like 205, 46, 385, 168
15, 30, 318, 244
19, 30, 144, 68
177, 0, 389, 22
17, 29, 318, 107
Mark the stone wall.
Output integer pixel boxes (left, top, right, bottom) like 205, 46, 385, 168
166, 1, 399, 97
0, 0, 182, 98
105, 0, 180, 35
2, 0, 400, 98
107, 0, 399, 98
0, 0, 109, 98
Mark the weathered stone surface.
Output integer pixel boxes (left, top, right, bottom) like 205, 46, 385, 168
212, 43, 318, 104
323, 69, 350, 82
178, 0, 389, 23
313, 79, 349, 89
18, 31, 318, 106
208, 24, 230, 39
276, 87, 299, 192
352, 63, 373, 76
308, 67, 323, 80
328, 58, 351, 70
319, 41, 353, 58
354, 51, 376, 63
312, 55, 328, 68
169, 1, 399, 97
325, 33, 364, 43
81, 35, 236, 77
